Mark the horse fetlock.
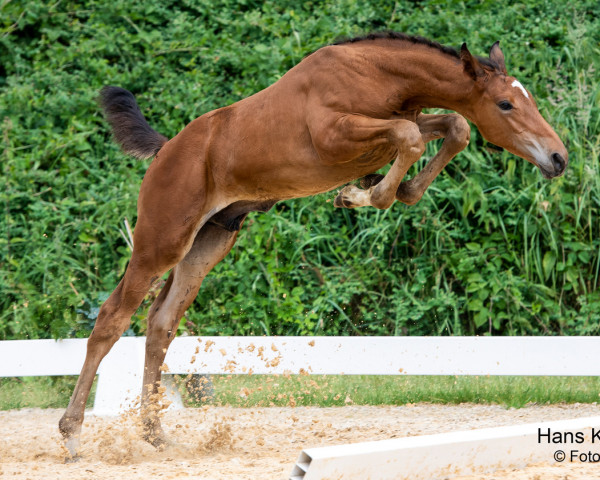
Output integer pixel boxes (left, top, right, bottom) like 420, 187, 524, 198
59, 414, 82, 439
370, 186, 396, 210
396, 182, 422, 205
59, 416, 82, 459
360, 173, 384, 189
142, 417, 169, 449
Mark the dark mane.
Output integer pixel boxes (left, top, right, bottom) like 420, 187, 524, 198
334, 32, 460, 58
332, 32, 500, 71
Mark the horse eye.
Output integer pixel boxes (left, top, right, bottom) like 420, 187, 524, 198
498, 101, 513, 111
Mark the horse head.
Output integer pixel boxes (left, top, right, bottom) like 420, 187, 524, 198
461, 42, 568, 179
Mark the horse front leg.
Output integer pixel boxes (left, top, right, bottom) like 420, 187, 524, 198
397, 113, 470, 205
359, 113, 471, 205
329, 116, 425, 210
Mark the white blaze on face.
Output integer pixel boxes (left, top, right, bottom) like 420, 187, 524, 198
520, 133, 554, 175
511, 79, 529, 99
522, 134, 546, 162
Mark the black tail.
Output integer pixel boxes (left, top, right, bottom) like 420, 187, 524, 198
99, 86, 168, 159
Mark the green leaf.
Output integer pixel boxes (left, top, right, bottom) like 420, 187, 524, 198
542, 251, 557, 280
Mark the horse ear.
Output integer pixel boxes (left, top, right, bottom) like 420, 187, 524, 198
460, 43, 485, 80
489, 41, 507, 74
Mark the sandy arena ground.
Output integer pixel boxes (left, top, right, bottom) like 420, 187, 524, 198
1, 404, 600, 479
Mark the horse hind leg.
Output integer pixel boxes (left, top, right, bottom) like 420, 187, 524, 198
140, 221, 243, 448
58, 250, 178, 458
58, 202, 207, 457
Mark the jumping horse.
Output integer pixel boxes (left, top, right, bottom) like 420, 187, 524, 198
59, 33, 568, 456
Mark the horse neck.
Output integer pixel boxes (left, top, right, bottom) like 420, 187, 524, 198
380, 45, 479, 120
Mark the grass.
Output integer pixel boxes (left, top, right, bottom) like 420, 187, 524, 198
203, 375, 600, 409
0, 376, 96, 410
1, 375, 599, 411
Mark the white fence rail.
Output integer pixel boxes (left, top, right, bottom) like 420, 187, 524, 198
1, 336, 600, 415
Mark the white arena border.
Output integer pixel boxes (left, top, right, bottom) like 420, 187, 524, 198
289, 415, 600, 480
2, 336, 600, 479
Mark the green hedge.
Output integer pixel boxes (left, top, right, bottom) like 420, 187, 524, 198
1, 0, 599, 339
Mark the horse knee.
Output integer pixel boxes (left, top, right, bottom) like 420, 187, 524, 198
447, 114, 471, 149
391, 122, 426, 158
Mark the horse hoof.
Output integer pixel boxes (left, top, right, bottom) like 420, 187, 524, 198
152, 437, 168, 451
64, 454, 81, 464
333, 192, 355, 208
360, 174, 384, 189
62, 433, 81, 461
143, 427, 172, 450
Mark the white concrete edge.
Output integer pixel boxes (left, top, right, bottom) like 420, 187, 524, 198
290, 416, 600, 480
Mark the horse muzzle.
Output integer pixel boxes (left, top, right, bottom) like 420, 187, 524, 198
539, 151, 568, 179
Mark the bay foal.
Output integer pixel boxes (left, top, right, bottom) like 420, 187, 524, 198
60, 33, 567, 455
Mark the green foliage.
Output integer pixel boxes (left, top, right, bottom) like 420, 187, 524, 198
1, 0, 599, 339
206, 374, 600, 409
0, 376, 96, 410
2, 374, 599, 410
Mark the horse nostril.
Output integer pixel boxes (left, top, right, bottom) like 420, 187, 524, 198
551, 152, 566, 172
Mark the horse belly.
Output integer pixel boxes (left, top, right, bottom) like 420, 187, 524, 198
230, 143, 397, 200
